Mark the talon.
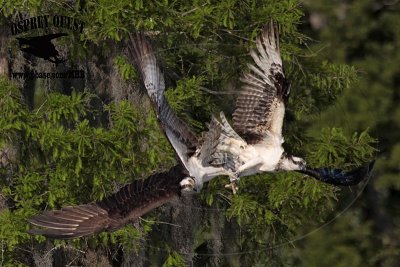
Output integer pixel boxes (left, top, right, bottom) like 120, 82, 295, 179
224, 170, 239, 194
225, 182, 239, 194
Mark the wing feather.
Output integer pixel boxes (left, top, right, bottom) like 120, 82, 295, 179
233, 23, 290, 144
199, 113, 245, 171
28, 165, 186, 239
129, 33, 197, 164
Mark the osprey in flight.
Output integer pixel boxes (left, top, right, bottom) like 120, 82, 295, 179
28, 29, 236, 239
130, 24, 374, 193
209, 24, 375, 192
28, 24, 374, 238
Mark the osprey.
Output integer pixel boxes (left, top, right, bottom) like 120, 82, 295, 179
28, 29, 235, 239
211, 24, 375, 192
130, 24, 374, 193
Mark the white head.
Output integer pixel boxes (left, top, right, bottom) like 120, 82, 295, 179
180, 177, 203, 193
278, 155, 306, 171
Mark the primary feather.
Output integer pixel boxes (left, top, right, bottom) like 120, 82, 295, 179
29, 165, 186, 239
233, 23, 290, 144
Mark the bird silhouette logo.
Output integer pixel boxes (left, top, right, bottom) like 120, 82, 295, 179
16, 33, 67, 65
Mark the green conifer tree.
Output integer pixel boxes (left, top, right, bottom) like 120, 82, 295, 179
0, 0, 376, 265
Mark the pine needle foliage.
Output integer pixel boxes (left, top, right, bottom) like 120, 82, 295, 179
0, 77, 173, 264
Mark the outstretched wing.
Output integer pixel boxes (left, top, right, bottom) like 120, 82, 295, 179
129, 33, 198, 165
28, 165, 186, 239
298, 161, 375, 186
232, 23, 290, 144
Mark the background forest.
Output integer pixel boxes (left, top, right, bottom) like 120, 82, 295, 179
0, 0, 398, 266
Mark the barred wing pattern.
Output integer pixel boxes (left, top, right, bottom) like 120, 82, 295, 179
129, 33, 198, 162
233, 24, 290, 144
199, 112, 245, 171
29, 165, 186, 239
29, 203, 112, 239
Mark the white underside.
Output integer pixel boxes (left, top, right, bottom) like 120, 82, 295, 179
177, 118, 291, 192
239, 135, 284, 177
181, 131, 304, 192
217, 131, 285, 178
182, 156, 231, 192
